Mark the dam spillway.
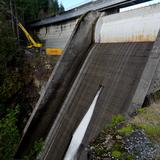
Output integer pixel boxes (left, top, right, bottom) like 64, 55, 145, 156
41, 42, 154, 160
15, 3, 160, 160
64, 87, 102, 160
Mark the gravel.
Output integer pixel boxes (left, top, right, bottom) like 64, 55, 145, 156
123, 129, 160, 160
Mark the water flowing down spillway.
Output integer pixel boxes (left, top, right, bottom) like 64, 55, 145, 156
64, 87, 102, 160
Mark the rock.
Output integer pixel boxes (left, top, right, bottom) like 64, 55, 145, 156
123, 129, 160, 160
116, 135, 122, 140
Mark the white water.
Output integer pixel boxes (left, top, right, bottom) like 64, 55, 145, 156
64, 88, 102, 160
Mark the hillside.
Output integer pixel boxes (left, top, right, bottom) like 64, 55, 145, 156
0, 0, 63, 159
89, 98, 160, 160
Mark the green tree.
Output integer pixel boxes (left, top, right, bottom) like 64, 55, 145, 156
15, 0, 39, 22
0, 0, 24, 107
0, 0, 33, 126
59, 2, 65, 13
15, 0, 65, 22
52, 0, 59, 15
0, 107, 20, 160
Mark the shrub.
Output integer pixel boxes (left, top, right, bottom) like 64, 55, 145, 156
112, 150, 122, 158
0, 106, 20, 160
153, 90, 160, 101
140, 125, 160, 143
23, 138, 44, 160
106, 115, 125, 129
118, 124, 134, 136
137, 108, 145, 113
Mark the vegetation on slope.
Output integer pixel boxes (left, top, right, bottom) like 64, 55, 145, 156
89, 104, 160, 160
15, 0, 65, 22
0, 0, 62, 159
0, 107, 20, 160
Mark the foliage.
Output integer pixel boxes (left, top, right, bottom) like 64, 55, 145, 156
0, 1, 26, 117
140, 125, 160, 143
0, 13, 29, 130
59, 2, 65, 13
0, 1, 48, 159
111, 150, 122, 158
0, 72, 23, 103
15, 0, 65, 22
130, 103, 160, 143
23, 138, 44, 160
112, 115, 125, 126
137, 107, 145, 113
90, 116, 135, 160
0, 106, 20, 160
153, 90, 160, 101
107, 115, 125, 129
91, 104, 160, 160
118, 124, 134, 136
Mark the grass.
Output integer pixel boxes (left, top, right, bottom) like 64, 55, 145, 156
111, 150, 122, 158
106, 114, 125, 129
137, 108, 145, 113
130, 103, 160, 143
23, 138, 44, 160
118, 124, 134, 136
139, 125, 160, 143
0, 106, 20, 160
90, 102, 160, 160
153, 90, 160, 101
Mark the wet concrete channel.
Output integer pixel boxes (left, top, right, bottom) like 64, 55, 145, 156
41, 42, 154, 160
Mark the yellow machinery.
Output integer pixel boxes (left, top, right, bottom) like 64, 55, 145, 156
46, 48, 62, 55
18, 22, 62, 55
11, 8, 62, 55
18, 22, 42, 49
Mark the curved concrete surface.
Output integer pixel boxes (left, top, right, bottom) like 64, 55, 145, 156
14, 11, 100, 159
95, 3, 160, 43
41, 42, 153, 160
15, 4, 160, 160
41, 4, 160, 160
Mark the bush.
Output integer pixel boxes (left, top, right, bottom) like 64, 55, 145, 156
118, 124, 134, 136
137, 108, 145, 113
23, 138, 44, 160
112, 115, 124, 126
106, 115, 125, 129
112, 150, 122, 158
140, 125, 160, 143
0, 106, 20, 160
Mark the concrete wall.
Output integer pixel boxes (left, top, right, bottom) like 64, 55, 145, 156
94, 3, 160, 114
14, 11, 100, 159
15, 3, 160, 160
148, 62, 160, 94
95, 3, 160, 43
43, 42, 154, 160
38, 19, 77, 49
40, 4, 160, 160
36, 2, 160, 51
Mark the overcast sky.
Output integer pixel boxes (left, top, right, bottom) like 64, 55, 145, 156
60, 0, 160, 10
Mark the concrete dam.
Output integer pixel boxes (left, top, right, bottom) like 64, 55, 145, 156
15, 2, 160, 160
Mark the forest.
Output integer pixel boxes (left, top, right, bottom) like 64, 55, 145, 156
0, 0, 64, 159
